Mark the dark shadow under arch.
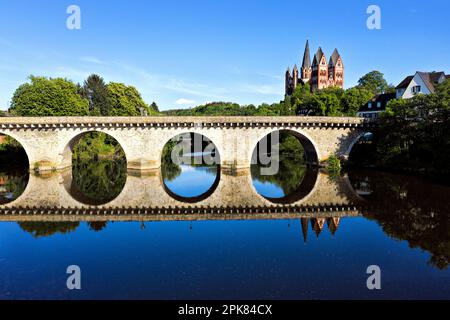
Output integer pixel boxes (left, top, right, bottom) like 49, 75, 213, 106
0, 133, 30, 205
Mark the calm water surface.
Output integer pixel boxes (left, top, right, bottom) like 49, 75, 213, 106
1, 156, 450, 299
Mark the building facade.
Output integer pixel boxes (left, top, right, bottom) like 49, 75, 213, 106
356, 93, 396, 119
357, 71, 449, 119
396, 71, 449, 99
286, 40, 344, 95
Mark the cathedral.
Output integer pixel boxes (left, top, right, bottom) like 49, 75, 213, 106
285, 40, 344, 95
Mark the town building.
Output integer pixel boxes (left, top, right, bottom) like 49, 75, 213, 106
357, 71, 449, 119
396, 71, 449, 99
285, 40, 344, 95
357, 93, 396, 119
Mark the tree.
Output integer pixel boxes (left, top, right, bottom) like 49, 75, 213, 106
301, 90, 341, 116
279, 96, 295, 115
341, 87, 374, 116
255, 103, 279, 116
9, 76, 89, 116
106, 82, 155, 116
149, 102, 160, 113
374, 84, 450, 176
357, 71, 389, 95
80, 74, 110, 116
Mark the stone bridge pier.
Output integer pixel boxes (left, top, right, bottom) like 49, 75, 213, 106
0, 116, 375, 173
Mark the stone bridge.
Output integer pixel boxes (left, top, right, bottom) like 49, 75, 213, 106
0, 116, 375, 173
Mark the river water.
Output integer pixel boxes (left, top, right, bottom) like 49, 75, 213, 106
0, 155, 449, 299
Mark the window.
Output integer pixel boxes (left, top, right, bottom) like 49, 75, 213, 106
377, 102, 381, 108
412, 85, 421, 94
368, 102, 372, 109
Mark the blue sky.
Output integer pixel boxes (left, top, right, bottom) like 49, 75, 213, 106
0, 0, 449, 111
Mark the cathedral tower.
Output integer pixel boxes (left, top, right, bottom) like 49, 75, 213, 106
328, 48, 344, 88
301, 40, 312, 83
285, 41, 344, 95
311, 47, 329, 92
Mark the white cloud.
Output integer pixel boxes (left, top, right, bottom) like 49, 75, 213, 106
240, 84, 281, 95
175, 98, 196, 105
80, 56, 107, 65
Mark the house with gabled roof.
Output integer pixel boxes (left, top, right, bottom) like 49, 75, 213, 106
396, 71, 448, 99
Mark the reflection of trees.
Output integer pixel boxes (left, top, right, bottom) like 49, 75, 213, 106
251, 157, 307, 196
251, 132, 306, 197
0, 135, 29, 204
350, 170, 450, 270
161, 134, 218, 182
18, 222, 80, 238
87, 221, 108, 231
0, 172, 29, 204
161, 140, 182, 181
72, 159, 126, 204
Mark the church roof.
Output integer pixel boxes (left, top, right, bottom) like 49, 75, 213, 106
312, 47, 324, 66
329, 49, 341, 67
302, 40, 311, 69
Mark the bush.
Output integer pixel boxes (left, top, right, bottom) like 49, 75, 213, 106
327, 155, 341, 175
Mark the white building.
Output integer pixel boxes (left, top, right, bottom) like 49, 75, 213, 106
396, 71, 449, 99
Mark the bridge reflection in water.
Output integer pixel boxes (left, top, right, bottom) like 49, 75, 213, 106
0, 168, 363, 224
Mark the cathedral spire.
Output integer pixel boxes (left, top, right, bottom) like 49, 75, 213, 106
301, 218, 309, 243
329, 48, 340, 67
302, 40, 311, 70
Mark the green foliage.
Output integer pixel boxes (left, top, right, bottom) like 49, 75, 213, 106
0, 170, 29, 205
9, 76, 89, 116
373, 79, 450, 176
357, 70, 389, 95
251, 132, 306, 196
311, 90, 342, 116
107, 82, 156, 116
72, 158, 127, 204
327, 155, 341, 176
73, 132, 123, 160
71, 132, 127, 204
150, 101, 160, 113
161, 139, 182, 181
162, 101, 285, 117
254, 103, 281, 116
80, 74, 110, 116
341, 87, 374, 116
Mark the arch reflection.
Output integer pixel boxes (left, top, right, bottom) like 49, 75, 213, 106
251, 130, 318, 204
62, 131, 127, 205
161, 132, 221, 203
0, 133, 29, 205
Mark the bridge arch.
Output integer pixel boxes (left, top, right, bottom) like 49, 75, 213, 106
0, 131, 31, 166
60, 129, 128, 170
343, 131, 374, 161
249, 128, 319, 166
160, 131, 222, 203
